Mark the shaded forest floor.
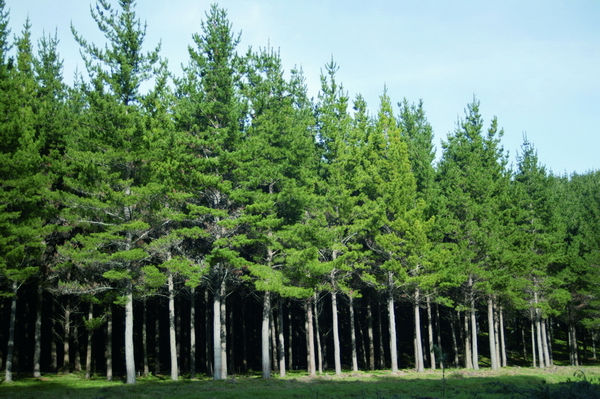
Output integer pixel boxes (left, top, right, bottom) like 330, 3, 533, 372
2, 366, 600, 398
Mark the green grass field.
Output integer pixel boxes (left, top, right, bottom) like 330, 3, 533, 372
2, 366, 600, 399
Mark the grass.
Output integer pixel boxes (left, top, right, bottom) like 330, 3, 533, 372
2, 366, 600, 399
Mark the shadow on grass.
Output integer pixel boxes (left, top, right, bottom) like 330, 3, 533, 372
2, 367, 600, 399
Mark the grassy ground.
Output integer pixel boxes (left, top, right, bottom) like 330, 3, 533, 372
1, 366, 600, 399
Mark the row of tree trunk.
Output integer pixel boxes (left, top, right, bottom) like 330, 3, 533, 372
1, 283, 591, 381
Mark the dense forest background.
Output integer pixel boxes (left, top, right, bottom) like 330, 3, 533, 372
1, 0, 599, 384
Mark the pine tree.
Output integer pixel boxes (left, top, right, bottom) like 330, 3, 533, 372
436, 98, 509, 370
62, 0, 164, 384
363, 89, 429, 373
313, 60, 361, 375
174, 4, 245, 380
0, 18, 52, 382
234, 48, 318, 377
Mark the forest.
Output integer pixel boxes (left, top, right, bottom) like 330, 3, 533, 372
1, 0, 600, 385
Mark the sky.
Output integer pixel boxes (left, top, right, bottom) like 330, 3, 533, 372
6, 0, 600, 175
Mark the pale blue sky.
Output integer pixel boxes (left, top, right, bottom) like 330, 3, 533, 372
7, 0, 600, 174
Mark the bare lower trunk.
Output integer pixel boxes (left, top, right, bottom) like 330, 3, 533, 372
213, 279, 223, 380
426, 296, 435, 370
270, 307, 277, 373
487, 296, 498, 370
277, 299, 286, 377
220, 282, 227, 378
349, 295, 358, 372
154, 311, 160, 375
535, 311, 545, 368
540, 317, 551, 366
33, 283, 42, 378
414, 289, 424, 372
4, 282, 18, 383
168, 271, 178, 381
470, 287, 479, 369
332, 291, 342, 375
106, 306, 113, 381
85, 302, 94, 380
306, 298, 316, 376
367, 300, 375, 370
463, 310, 472, 369
205, 288, 211, 374
499, 307, 507, 367
242, 299, 248, 372
377, 297, 385, 369
261, 291, 271, 378
520, 319, 527, 364
63, 297, 71, 374
531, 318, 537, 367
142, 299, 148, 378
388, 293, 398, 373
190, 287, 196, 379
450, 314, 459, 367
125, 283, 136, 384
51, 301, 57, 371
287, 305, 293, 371
314, 294, 323, 374
74, 323, 82, 372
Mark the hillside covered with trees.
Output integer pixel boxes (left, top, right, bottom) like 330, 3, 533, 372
1, 0, 599, 384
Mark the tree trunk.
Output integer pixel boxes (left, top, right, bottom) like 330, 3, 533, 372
306, 297, 316, 376
540, 317, 551, 366
499, 306, 507, 367
463, 310, 472, 369
168, 271, 178, 381
125, 282, 136, 384
213, 279, 223, 380
33, 283, 42, 378
287, 304, 293, 371
4, 281, 18, 383
450, 313, 459, 367
535, 311, 545, 368
487, 295, 498, 370
106, 305, 113, 381
470, 280, 479, 370
270, 307, 277, 373
349, 295, 358, 372
277, 299, 286, 377
190, 287, 196, 379
63, 296, 71, 374
154, 310, 160, 375
388, 293, 398, 373
74, 323, 82, 372
241, 298, 248, 372
228, 297, 234, 374
51, 301, 57, 371
531, 318, 537, 368
220, 281, 227, 378
377, 297, 386, 369
569, 321, 578, 366
142, 299, 149, 378
520, 319, 527, 364
367, 299, 375, 370
414, 289, 424, 372
205, 288, 212, 374
314, 294, 323, 374
426, 296, 436, 370
261, 291, 271, 378
331, 291, 342, 375
85, 302, 94, 379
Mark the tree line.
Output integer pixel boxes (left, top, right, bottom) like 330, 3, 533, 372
1, 0, 599, 384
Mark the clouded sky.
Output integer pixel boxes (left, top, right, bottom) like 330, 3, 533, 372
7, 0, 600, 174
